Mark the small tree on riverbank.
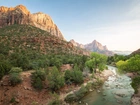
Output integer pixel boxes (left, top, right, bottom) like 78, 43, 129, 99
85, 52, 107, 73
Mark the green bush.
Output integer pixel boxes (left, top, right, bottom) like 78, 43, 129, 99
9, 67, 22, 73
131, 76, 140, 93
48, 93, 61, 105
64, 65, 83, 85
65, 85, 88, 103
9, 73, 22, 86
64, 93, 77, 103
48, 66, 65, 91
32, 77, 43, 90
75, 85, 88, 99
0, 61, 12, 79
31, 70, 46, 81
31, 70, 46, 90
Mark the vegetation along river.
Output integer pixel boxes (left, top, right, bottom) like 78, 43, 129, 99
76, 66, 134, 105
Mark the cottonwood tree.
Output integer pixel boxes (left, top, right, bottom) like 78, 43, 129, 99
85, 52, 107, 73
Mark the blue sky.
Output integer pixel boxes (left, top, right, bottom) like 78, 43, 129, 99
0, 0, 140, 51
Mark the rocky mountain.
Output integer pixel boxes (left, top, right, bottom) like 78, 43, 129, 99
113, 50, 132, 55
70, 39, 114, 56
0, 5, 65, 40
131, 48, 140, 55
84, 40, 114, 56
70, 39, 84, 49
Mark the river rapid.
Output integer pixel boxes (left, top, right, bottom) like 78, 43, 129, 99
76, 66, 134, 105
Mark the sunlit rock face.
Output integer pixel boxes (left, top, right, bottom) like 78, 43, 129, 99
0, 5, 65, 40
84, 40, 114, 56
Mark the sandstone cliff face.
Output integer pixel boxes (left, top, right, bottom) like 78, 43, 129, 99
0, 5, 65, 40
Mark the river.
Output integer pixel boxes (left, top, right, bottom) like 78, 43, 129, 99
75, 66, 134, 105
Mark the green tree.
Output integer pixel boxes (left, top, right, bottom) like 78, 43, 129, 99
85, 52, 107, 73
48, 66, 65, 91
72, 69, 83, 84
64, 70, 72, 84
64, 65, 83, 84
32, 77, 43, 90
31, 70, 46, 90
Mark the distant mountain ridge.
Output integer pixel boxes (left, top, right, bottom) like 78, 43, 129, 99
0, 5, 65, 40
70, 39, 114, 56
131, 48, 140, 55
112, 50, 132, 55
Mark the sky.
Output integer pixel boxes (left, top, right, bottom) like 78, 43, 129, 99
0, 0, 140, 51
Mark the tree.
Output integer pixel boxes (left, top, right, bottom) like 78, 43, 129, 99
85, 52, 107, 73
48, 66, 65, 91
31, 69, 46, 90
116, 55, 140, 72
64, 65, 83, 84
64, 70, 72, 83
32, 77, 43, 90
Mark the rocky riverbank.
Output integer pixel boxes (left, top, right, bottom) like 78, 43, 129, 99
126, 72, 140, 105
61, 69, 114, 104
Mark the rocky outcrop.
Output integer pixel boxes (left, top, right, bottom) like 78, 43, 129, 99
131, 48, 140, 55
0, 5, 65, 40
70, 39, 84, 49
84, 40, 114, 56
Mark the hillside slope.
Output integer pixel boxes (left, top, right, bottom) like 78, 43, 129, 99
0, 24, 89, 55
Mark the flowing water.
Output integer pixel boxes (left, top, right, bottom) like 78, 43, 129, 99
76, 66, 134, 105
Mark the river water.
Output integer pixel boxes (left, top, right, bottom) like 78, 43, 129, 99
76, 66, 134, 105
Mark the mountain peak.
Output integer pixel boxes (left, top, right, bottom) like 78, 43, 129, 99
15, 4, 30, 15
0, 5, 65, 40
85, 40, 114, 56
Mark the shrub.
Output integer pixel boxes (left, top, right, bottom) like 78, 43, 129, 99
0, 61, 12, 79
9, 73, 22, 86
64, 65, 84, 85
31, 70, 46, 81
32, 77, 43, 90
64, 93, 77, 103
9, 67, 22, 73
65, 85, 88, 102
48, 66, 65, 91
131, 76, 140, 93
75, 85, 88, 99
31, 70, 46, 90
48, 93, 61, 105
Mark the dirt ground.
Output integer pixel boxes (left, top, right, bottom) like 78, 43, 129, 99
0, 67, 114, 105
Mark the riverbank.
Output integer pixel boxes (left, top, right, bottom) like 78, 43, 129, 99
131, 88, 140, 105
126, 72, 140, 105
60, 69, 114, 104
